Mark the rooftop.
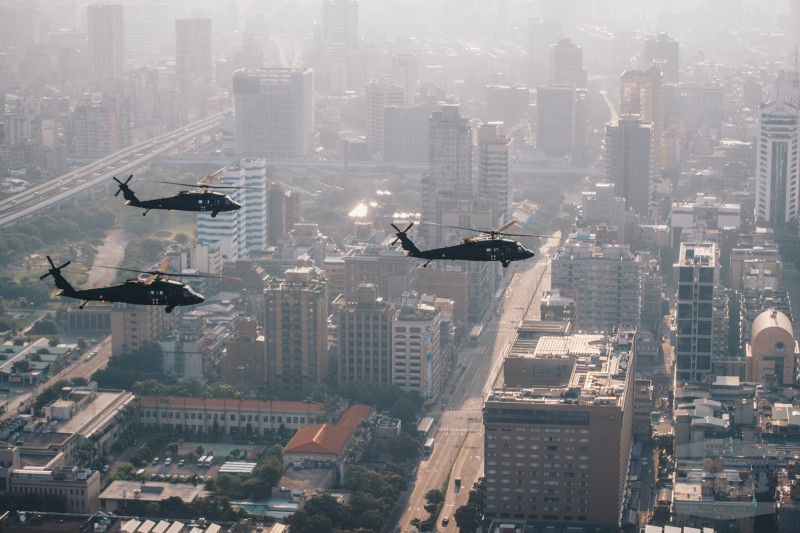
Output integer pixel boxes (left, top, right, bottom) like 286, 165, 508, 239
100, 481, 204, 503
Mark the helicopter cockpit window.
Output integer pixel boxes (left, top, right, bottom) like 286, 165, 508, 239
517, 246, 524, 253
182, 289, 192, 298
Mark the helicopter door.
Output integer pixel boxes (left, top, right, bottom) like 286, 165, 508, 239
149, 290, 161, 305
487, 247, 497, 261
198, 199, 207, 211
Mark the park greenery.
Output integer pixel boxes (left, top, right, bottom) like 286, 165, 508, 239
91, 343, 167, 390
204, 445, 284, 500
286, 464, 407, 533
454, 477, 486, 532
113, 494, 246, 522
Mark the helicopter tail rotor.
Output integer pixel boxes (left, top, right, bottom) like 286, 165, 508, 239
40, 256, 77, 295
390, 222, 414, 246
113, 175, 140, 205
390, 222, 421, 256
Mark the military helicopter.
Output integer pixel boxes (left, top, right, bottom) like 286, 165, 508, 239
113, 175, 245, 217
41, 256, 238, 313
391, 220, 561, 268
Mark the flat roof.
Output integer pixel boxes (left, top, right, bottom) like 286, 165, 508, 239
100, 481, 204, 503
59, 391, 133, 436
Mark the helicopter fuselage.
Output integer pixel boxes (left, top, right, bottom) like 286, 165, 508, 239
129, 190, 241, 217
412, 238, 535, 264
59, 278, 204, 311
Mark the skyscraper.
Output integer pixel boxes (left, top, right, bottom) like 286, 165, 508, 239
265, 268, 328, 394
365, 79, 405, 156
755, 100, 800, 228
643, 33, 679, 82
478, 123, 513, 222
549, 38, 587, 88
421, 105, 472, 244
620, 66, 663, 170
674, 243, 718, 384
604, 115, 653, 218
176, 18, 212, 114
536, 85, 581, 156
336, 284, 397, 386
392, 53, 418, 105
233, 68, 314, 159
197, 158, 268, 261
383, 104, 430, 163
322, 0, 359, 56
392, 300, 442, 399
87, 4, 124, 82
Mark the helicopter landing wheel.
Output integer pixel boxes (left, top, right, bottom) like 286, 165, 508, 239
165, 306, 174, 314
211, 212, 218, 218
501, 261, 509, 268
79, 304, 85, 309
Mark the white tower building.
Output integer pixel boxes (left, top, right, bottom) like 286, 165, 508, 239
755, 100, 800, 228
478, 122, 513, 222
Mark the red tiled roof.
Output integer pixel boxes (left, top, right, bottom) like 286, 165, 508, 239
283, 424, 352, 455
336, 404, 372, 429
137, 396, 324, 413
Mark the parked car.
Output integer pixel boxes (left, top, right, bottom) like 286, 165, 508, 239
165, 457, 172, 466
152, 457, 159, 465
178, 459, 185, 467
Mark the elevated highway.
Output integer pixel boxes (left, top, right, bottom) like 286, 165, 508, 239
0, 110, 231, 228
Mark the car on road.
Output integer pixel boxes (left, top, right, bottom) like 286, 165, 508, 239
442, 517, 449, 526
152, 457, 159, 465
165, 457, 172, 466
178, 459, 185, 467
102, 465, 109, 473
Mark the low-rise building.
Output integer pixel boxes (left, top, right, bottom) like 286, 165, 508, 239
135, 396, 327, 435
99, 481, 204, 513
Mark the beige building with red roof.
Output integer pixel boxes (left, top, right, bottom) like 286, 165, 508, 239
135, 396, 327, 435
282, 404, 373, 468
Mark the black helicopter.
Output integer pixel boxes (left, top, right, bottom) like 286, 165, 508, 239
391, 220, 559, 268
113, 175, 243, 217
41, 256, 235, 313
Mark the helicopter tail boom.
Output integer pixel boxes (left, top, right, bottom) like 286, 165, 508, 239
41, 256, 77, 296
391, 223, 421, 256
113, 175, 141, 206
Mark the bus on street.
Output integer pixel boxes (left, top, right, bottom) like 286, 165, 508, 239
468, 325, 483, 346
423, 437, 435, 454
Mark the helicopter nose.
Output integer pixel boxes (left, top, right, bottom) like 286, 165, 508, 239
524, 249, 535, 259
233, 202, 242, 210
193, 292, 205, 304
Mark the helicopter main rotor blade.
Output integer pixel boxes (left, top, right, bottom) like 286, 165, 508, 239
499, 232, 565, 240
158, 180, 262, 190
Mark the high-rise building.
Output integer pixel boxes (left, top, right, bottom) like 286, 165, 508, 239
478, 123, 513, 222
605, 115, 653, 218
322, 0, 359, 57
527, 18, 563, 86
536, 85, 586, 157
110, 303, 177, 357
267, 182, 287, 246
486, 85, 530, 125
383, 104, 430, 163
343, 245, 415, 302
221, 317, 266, 388
755, 100, 800, 229
548, 38, 587, 88
336, 284, 397, 386
87, 4, 124, 82
265, 268, 328, 394
674, 243, 718, 383
233, 68, 314, 159
176, 18, 212, 114
550, 239, 642, 331
71, 93, 131, 156
421, 105, 472, 245
197, 158, 268, 261
643, 33, 679, 82
365, 79, 405, 156
392, 301, 442, 399
579, 182, 626, 243
392, 53, 418, 105
484, 329, 636, 527
620, 66, 664, 170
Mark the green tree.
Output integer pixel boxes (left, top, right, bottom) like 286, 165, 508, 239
388, 432, 420, 462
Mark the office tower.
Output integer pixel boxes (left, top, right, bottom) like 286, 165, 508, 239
604, 115, 653, 218
743, 78, 763, 110
421, 105, 473, 245
550, 240, 642, 332
478, 123, 513, 222
536, 85, 587, 159
176, 18, 212, 113
365, 79, 405, 156
579, 182, 626, 243
527, 18, 563, 86
197, 158, 268, 261
392, 300, 442, 399
343, 246, 415, 301
549, 38, 587, 88
383, 104, 430, 163
336, 284, 397, 386
486, 85, 530, 125
71, 93, 131, 156
746, 309, 797, 386
675, 243, 718, 383
484, 329, 635, 526
233, 68, 314, 159
87, 4, 124, 82
267, 182, 287, 246
676, 82, 724, 134
221, 318, 266, 388
265, 267, 328, 394
643, 33, 679, 82
322, 0, 359, 56
392, 53, 418, 105
755, 101, 800, 229
620, 66, 663, 170
129, 67, 160, 126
